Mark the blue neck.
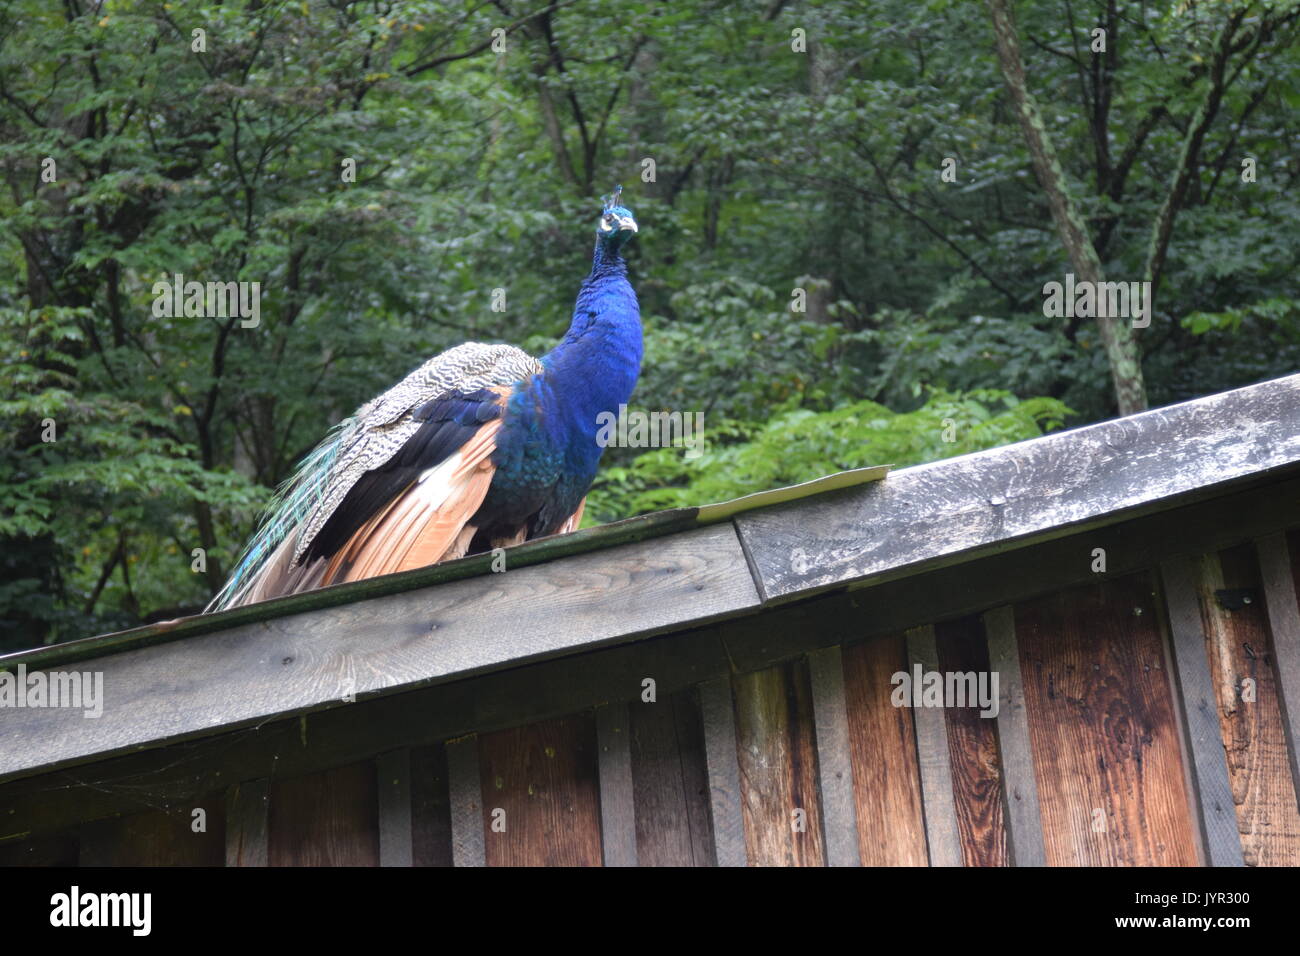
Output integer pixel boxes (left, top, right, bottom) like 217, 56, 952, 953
538, 239, 643, 463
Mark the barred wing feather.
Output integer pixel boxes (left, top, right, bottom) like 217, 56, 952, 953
206, 342, 541, 611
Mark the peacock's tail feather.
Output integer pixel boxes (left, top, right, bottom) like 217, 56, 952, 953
205, 418, 353, 612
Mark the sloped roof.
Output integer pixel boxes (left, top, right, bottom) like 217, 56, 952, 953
2, 371, 1298, 783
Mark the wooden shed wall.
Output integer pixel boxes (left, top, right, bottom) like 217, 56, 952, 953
3, 520, 1299, 867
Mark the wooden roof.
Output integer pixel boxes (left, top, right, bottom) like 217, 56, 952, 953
3, 371, 1299, 785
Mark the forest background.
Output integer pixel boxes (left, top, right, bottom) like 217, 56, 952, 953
2, 0, 1297, 650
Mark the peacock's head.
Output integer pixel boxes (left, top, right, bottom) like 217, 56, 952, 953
597, 185, 638, 254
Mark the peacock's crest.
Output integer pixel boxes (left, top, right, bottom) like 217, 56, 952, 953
597, 185, 637, 250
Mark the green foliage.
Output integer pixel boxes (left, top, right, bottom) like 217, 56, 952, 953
1, 0, 1297, 649
0, 306, 268, 643
587, 389, 1072, 520
1182, 297, 1300, 337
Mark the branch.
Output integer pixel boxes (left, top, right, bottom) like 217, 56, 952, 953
83, 540, 122, 616
402, 0, 581, 77
1141, 7, 1246, 293
986, 0, 1147, 414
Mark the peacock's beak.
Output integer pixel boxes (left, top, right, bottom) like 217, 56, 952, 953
616, 216, 638, 233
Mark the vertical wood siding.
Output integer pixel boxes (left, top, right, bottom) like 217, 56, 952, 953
477, 715, 602, 867
1018, 574, 1198, 865
842, 635, 929, 865
11, 528, 1300, 868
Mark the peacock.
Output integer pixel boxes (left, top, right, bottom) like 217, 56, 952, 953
207, 187, 641, 611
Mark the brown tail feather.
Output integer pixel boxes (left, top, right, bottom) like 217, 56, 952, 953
321, 480, 412, 584
395, 466, 494, 571
327, 419, 503, 584
235, 530, 331, 607
224, 410, 598, 606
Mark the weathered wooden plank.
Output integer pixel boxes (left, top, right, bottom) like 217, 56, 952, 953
906, 625, 963, 867
725, 475, 1300, 674
411, 743, 453, 867
8, 507, 709, 670
807, 645, 861, 867
934, 616, 1007, 867
1023, 573, 1198, 865
445, 735, 485, 868
698, 677, 747, 867
842, 636, 928, 866
1258, 532, 1300, 813
1159, 586, 1209, 869
268, 762, 379, 866
225, 778, 269, 867
478, 715, 602, 867
8, 478, 1300, 849
1198, 546, 1300, 865
79, 798, 224, 866
0, 523, 760, 783
629, 691, 715, 866
3, 469, 878, 678
732, 661, 825, 866
670, 692, 717, 866
595, 703, 638, 867
377, 749, 414, 867
982, 606, 1045, 867
735, 374, 1300, 602
6, 475, 1300, 855
0, 625, 729, 845
1160, 555, 1247, 866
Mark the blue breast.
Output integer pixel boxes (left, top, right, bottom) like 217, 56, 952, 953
484, 254, 642, 534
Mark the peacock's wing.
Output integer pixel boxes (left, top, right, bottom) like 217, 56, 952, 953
295, 342, 541, 563
207, 342, 541, 611
313, 396, 508, 586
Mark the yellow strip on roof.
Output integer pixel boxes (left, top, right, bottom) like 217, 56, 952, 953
695, 465, 891, 524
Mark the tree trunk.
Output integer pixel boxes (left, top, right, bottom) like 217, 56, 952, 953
986, 0, 1147, 415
